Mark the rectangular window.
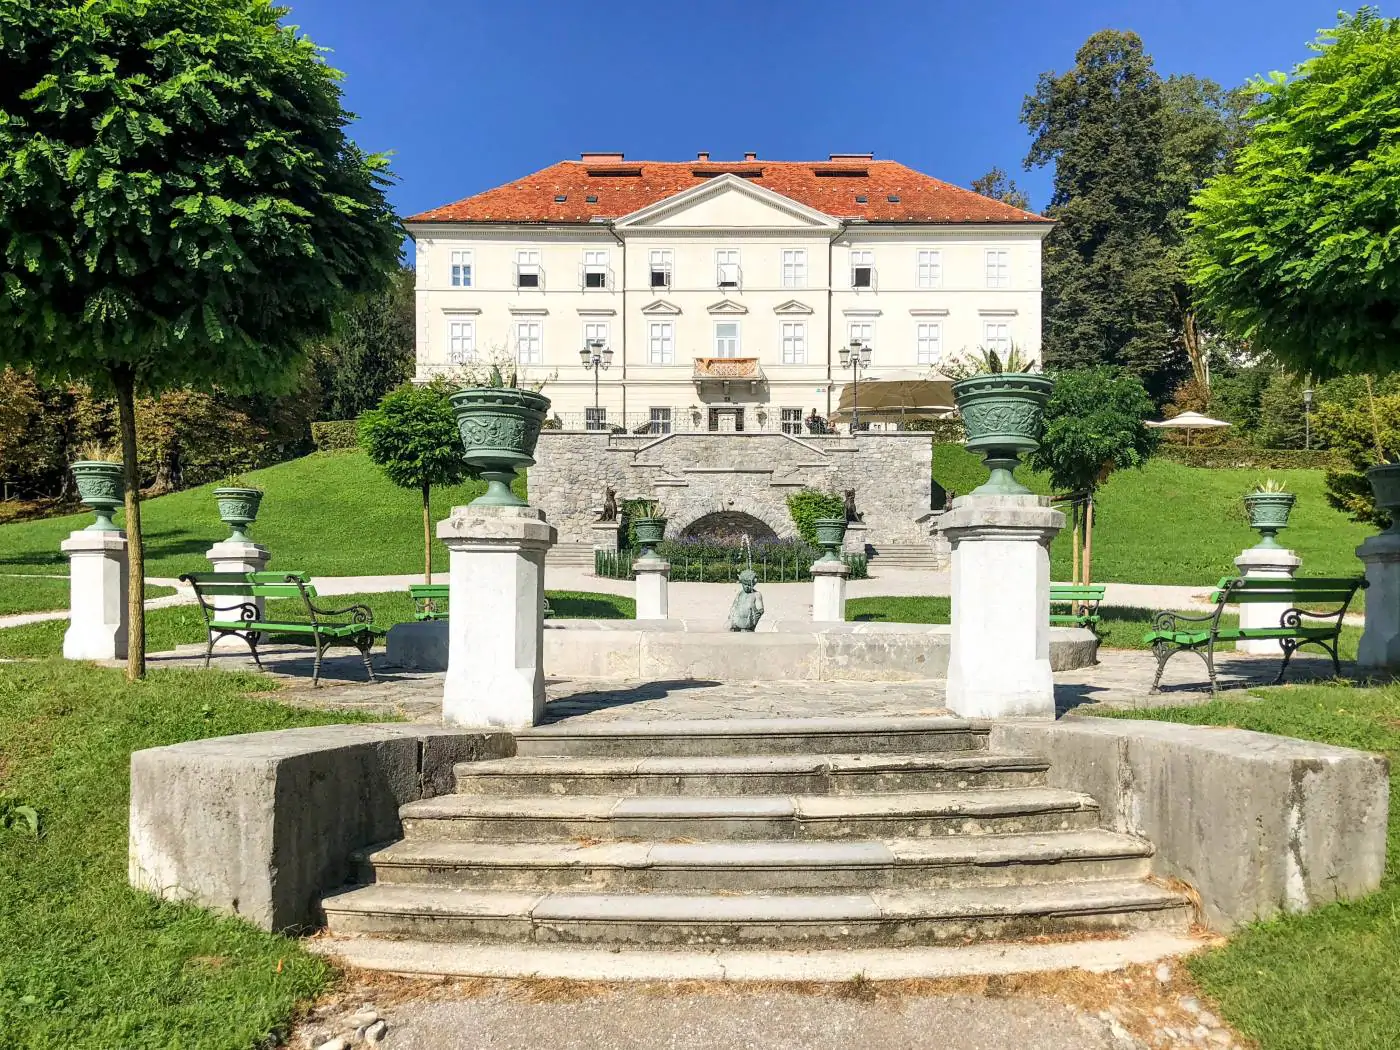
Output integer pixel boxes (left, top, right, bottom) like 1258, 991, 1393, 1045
781, 249, 807, 289
780, 408, 803, 435
848, 320, 875, 349
716, 249, 740, 288
985, 249, 1010, 289
649, 249, 673, 288
916, 249, 941, 289
447, 319, 475, 364
583, 320, 609, 350
585, 406, 607, 431
450, 250, 473, 288
649, 407, 672, 435
983, 321, 1012, 355
916, 321, 942, 365
851, 249, 874, 289
647, 321, 674, 364
714, 321, 741, 358
516, 249, 541, 289
516, 320, 542, 364
583, 249, 609, 289
780, 321, 807, 364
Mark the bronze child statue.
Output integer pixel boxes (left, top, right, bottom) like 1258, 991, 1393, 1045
726, 569, 764, 632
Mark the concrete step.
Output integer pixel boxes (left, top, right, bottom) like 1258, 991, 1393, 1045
357, 829, 1154, 893
515, 716, 987, 759
321, 878, 1191, 946
398, 788, 1100, 843
548, 542, 598, 566
452, 751, 1048, 797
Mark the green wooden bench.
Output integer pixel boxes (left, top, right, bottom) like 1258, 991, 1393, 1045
181, 571, 384, 686
407, 582, 552, 620
1050, 584, 1105, 631
1144, 574, 1366, 695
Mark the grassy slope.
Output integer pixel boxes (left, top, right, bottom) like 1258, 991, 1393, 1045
0, 451, 520, 579
933, 445, 1372, 585
0, 663, 373, 1049
0, 578, 174, 616
1105, 686, 1400, 1050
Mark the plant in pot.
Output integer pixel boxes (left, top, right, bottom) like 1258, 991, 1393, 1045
812, 517, 848, 563
212, 473, 264, 542
70, 443, 124, 531
1242, 478, 1297, 549
629, 498, 667, 560
449, 352, 554, 507
943, 345, 1054, 495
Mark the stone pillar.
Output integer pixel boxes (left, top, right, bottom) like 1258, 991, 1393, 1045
941, 494, 1064, 719
61, 530, 128, 661
811, 560, 849, 622
591, 520, 623, 552
1357, 531, 1400, 673
842, 521, 869, 557
634, 557, 670, 620
205, 539, 271, 650
1234, 546, 1302, 654
438, 504, 556, 728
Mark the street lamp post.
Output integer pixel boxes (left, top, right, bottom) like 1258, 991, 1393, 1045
1303, 386, 1314, 450
838, 338, 873, 433
578, 338, 613, 430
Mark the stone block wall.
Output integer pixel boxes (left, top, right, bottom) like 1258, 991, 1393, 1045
531, 431, 935, 547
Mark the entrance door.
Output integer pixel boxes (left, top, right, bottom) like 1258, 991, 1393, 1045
707, 407, 746, 432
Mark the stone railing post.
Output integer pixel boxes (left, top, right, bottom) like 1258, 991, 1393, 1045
205, 538, 271, 650
1357, 531, 1400, 673
941, 494, 1064, 719
61, 530, 129, 660
634, 556, 670, 620
438, 504, 556, 728
811, 559, 848, 622
1234, 547, 1302, 653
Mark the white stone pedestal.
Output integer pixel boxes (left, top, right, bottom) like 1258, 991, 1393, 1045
591, 520, 623, 552
438, 504, 557, 728
842, 521, 869, 556
811, 560, 848, 622
206, 539, 271, 650
634, 558, 670, 620
1357, 531, 1400, 674
941, 494, 1064, 719
61, 529, 128, 660
1234, 546, 1302, 654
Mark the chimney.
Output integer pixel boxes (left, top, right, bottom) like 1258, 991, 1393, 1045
696, 151, 710, 161
580, 151, 625, 162
743, 151, 757, 161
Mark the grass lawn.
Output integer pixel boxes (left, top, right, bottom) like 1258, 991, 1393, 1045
0, 450, 521, 580
1101, 684, 1400, 1050
933, 445, 1372, 587
0, 589, 635, 660
0, 661, 378, 1049
0, 577, 175, 616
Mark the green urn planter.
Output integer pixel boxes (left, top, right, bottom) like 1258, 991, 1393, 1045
1367, 463, 1400, 536
952, 373, 1054, 496
1242, 491, 1296, 550
632, 517, 667, 561
450, 387, 551, 507
71, 461, 124, 531
813, 517, 848, 563
213, 487, 264, 542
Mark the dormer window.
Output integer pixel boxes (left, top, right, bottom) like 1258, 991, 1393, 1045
715, 249, 741, 289
850, 249, 874, 289
516, 249, 541, 289
649, 249, 673, 288
583, 249, 609, 289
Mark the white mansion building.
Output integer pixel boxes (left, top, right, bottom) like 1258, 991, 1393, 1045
407, 153, 1051, 433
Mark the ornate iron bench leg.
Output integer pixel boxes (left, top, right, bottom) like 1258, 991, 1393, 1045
312, 635, 326, 688
246, 630, 263, 670
1204, 642, 1219, 696
202, 632, 217, 670
1274, 639, 1298, 685
1150, 642, 1172, 693
357, 633, 377, 683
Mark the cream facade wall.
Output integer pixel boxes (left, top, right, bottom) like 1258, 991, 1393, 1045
408, 175, 1049, 428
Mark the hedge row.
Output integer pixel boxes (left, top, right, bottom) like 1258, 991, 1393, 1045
1156, 444, 1345, 470
310, 419, 359, 451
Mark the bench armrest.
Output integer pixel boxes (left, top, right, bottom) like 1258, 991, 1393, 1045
306, 600, 375, 625
1149, 609, 1217, 634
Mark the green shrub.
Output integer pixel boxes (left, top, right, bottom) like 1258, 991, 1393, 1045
901, 417, 965, 442
1157, 444, 1345, 470
310, 419, 359, 451
786, 488, 845, 544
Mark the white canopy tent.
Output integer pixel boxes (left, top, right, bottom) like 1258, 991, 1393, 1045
1145, 411, 1232, 447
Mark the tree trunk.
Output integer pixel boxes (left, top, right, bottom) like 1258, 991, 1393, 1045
112, 364, 145, 681
1070, 501, 1082, 586
1082, 493, 1095, 590
422, 482, 432, 584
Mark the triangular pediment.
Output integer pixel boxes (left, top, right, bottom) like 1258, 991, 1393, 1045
707, 298, 748, 315
640, 298, 682, 315
615, 173, 839, 230
773, 299, 814, 315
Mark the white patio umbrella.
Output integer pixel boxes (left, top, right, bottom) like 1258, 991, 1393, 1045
1145, 411, 1232, 447
831, 371, 957, 424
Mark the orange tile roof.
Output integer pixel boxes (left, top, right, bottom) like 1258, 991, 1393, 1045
406, 159, 1049, 226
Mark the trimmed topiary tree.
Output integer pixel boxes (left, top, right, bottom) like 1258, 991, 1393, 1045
359, 378, 471, 582
0, 0, 400, 678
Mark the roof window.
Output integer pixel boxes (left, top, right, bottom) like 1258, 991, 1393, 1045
554, 195, 567, 203
586, 195, 598, 203
887, 194, 900, 203
855, 195, 868, 204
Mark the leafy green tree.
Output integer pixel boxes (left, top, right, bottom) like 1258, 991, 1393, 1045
1255, 371, 1309, 449
970, 167, 1032, 211
1030, 367, 1158, 585
358, 379, 470, 582
1315, 389, 1400, 526
1189, 9, 1400, 380
312, 265, 415, 421
0, 0, 400, 679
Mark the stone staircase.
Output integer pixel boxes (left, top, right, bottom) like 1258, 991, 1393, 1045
866, 543, 949, 572
321, 718, 1191, 951
547, 541, 598, 569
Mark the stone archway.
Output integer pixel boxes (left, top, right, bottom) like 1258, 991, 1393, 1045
680, 511, 780, 544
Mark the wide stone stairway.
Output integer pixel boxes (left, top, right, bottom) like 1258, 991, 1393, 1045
321, 717, 1191, 949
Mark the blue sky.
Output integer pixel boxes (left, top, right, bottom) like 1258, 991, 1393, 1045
281, 0, 1349, 222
